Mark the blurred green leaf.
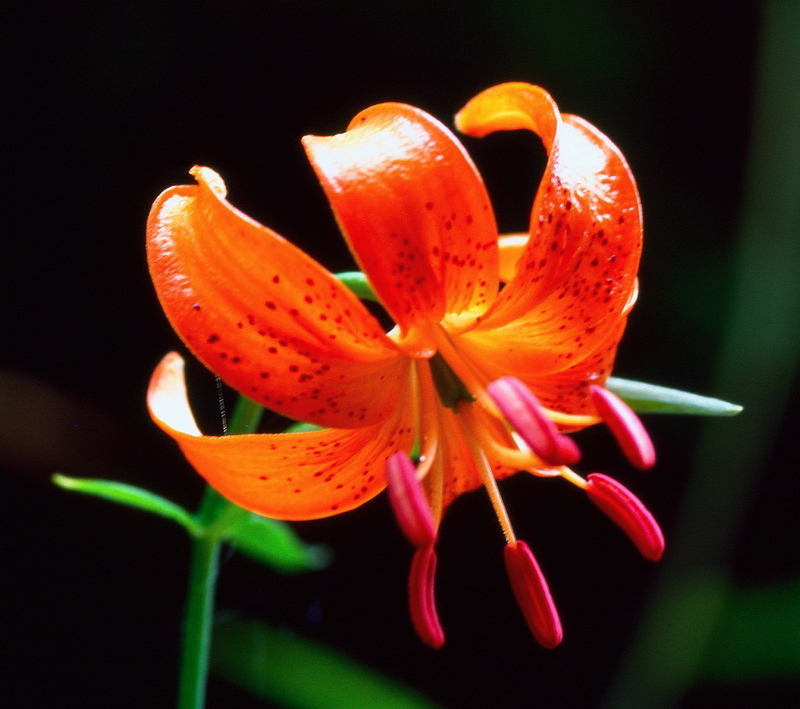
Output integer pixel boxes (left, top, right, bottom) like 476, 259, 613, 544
212, 617, 442, 709
701, 581, 800, 681
606, 377, 743, 416
229, 514, 332, 573
52, 473, 199, 535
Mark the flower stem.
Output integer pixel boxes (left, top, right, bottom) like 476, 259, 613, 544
176, 394, 265, 709
178, 534, 221, 709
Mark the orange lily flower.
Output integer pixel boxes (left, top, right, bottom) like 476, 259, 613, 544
147, 82, 663, 649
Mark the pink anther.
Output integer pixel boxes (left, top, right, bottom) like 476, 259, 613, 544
590, 385, 656, 470
386, 451, 437, 548
585, 473, 665, 561
487, 377, 580, 466
504, 540, 563, 649
408, 547, 445, 649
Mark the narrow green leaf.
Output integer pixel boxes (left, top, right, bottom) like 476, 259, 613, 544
335, 271, 378, 301
52, 473, 200, 536
212, 617, 442, 709
606, 377, 743, 416
229, 514, 332, 573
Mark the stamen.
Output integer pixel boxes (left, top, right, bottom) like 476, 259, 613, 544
540, 408, 599, 428
386, 452, 437, 549
466, 406, 562, 476
416, 361, 444, 523
585, 473, 665, 561
504, 541, 563, 649
414, 361, 441, 482
590, 385, 656, 470
487, 377, 580, 466
408, 547, 445, 649
465, 406, 559, 477
458, 401, 517, 545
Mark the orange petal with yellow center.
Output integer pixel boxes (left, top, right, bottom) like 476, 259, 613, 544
455, 83, 641, 384
147, 166, 411, 429
147, 353, 417, 520
456, 318, 627, 421
303, 104, 499, 340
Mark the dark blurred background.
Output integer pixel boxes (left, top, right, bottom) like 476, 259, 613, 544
3, 1, 798, 707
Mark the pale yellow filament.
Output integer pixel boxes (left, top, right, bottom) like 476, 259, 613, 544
556, 466, 588, 490
457, 400, 517, 545
413, 360, 441, 481
542, 408, 600, 427
415, 360, 445, 524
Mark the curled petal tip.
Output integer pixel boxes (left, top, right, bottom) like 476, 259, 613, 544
386, 452, 437, 548
487, 377, 581, 466
409, 547, 445, 649
590, 385, 656, 470
586, 473, 665, 561
504, 541, 563, 649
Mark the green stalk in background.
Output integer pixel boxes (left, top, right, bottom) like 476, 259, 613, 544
605, 1, 800, 706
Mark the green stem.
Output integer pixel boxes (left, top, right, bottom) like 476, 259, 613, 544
177, 395, 266, 709
178, 535, 221, 709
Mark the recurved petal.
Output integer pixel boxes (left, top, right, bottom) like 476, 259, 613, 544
456, 83, 642, 373
147, 166, 410, 429
148, 353, 416, 520
303, 104, 499, 339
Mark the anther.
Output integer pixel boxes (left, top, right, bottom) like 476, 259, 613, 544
504, 540, 563, 649
408, 547, 445, 649
590, 385, 655, 470
386, 451, 437, 548
585, 473, 664, 561
487, 377, 580, 466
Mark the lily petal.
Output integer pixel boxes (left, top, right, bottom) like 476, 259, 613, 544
147, 353, 416, 520
456, 83, 641, 379
147, 166, 410, 429
303, 104, 499, 341
498, 233, 529, 283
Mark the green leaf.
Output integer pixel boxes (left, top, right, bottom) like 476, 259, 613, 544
52, 473, 199, 536
702, 581, 800, 681
335, 271, 378, 301
284, 420, 325, 433
229, 514, 332, 573
212, 617, 443, 709
606, 377, 743, 416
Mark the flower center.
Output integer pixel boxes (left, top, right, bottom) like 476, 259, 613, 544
386, 324, 662, 650
421, 326, 590, 544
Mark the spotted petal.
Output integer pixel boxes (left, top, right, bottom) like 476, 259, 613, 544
147, 167, 410, 429
456, 83, 641, 386
303, 104, 499, 343
147, 353, 416, 520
